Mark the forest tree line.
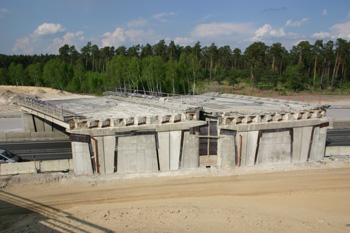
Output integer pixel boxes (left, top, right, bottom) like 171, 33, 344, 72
0, 38, 350, 95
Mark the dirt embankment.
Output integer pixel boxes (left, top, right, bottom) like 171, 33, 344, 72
0, 85, 92, 114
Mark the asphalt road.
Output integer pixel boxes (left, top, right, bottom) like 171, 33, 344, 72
0, 129, 348, 162
0, 140, 72, 161
326, 129, 350, 146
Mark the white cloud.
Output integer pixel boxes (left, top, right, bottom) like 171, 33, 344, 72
99, 27, 159, 47
174, 37, 194, 46
101, 27, 127, 47
0, 8, 10, 13
152, 12, 176, 22
45, 31, 85, 54
322, 9, 327, 16
33, 23, 66, 36
125, 29, 157, 44
12, 37, 34, 54
311, 21, 350, 40
127, 18, 148, 28
285, 18, 309, 27
191, 22, 253, 38
250, 24, 286, 41
0, 8, 11, 18
12, 22, 85, 54
311, 31, 331, 39
329, 21, 350, 39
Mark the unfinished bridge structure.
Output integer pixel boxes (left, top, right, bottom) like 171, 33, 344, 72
19, 90, 330, 175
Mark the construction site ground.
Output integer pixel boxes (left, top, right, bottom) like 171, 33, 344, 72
1, 85, 350, 232
1, 159, 350, 233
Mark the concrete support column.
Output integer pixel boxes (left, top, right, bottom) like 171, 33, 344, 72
217, 131, 236, 168
169, 131, 181, 170
158, 132, 170, 171
93, 136, 105, 174
181, 131, 199, 169
22, 113, 35, 132
103, 136, 116, 174
309, 126, 327, 161
292, 127, 313, 163
238, 131, 259, 166
71, 141, 93, 175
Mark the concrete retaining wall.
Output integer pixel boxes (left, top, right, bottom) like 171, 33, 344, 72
71, 142, 93, 176
117, 135, 158, 174
0, 131, 69, 142
218, 124, 329, 168
257, 130, 291, 165
0, 159, 73, 175
325, 146, 350, 156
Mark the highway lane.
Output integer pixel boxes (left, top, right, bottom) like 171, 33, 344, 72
326, 129, 350, 146
0, 129, 348, 162
0, 140, 72, 161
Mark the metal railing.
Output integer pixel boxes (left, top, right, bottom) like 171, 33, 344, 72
113, 88, 211, 106
18, 96, 74, 120
196, 86, 337, 104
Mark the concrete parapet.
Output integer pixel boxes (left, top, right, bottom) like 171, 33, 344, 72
39, 159, 72, 172
325, 146, 350, 156
0, 161, 36, 175
1, 131, 69, 142
0, 159, 73, 175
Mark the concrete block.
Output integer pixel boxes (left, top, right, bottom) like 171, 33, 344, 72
104, 136, 116, 174
158, 132, 170, 171
22, 113, 35, 132
71, 141, 93, 175
5, 132, 32, 141
293, 127, 312, 163
0, 133, 6, 142
169, 131, 181, 170
0, 161, 36, 175
44, 119, 53, 132
325, 146, 350, 156
117, 135, 158, 173
39, 159, 71, 172
182, 131, 199, 169
245, 131, 259, 166
217, 134, 235, 167
257, 130, 291, 165
88, 120, 99, 128
309, 126, 327, 162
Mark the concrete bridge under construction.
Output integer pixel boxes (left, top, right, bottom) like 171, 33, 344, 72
18, 91, 330, 176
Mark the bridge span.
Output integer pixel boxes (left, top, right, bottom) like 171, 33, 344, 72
18, 91, 331, 176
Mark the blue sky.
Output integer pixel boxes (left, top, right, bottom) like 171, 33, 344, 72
1, 0, 350, 55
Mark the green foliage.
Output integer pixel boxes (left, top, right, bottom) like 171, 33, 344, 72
26, 63, 42, 86
285, 65, 305, 91
0, 38, 350, 95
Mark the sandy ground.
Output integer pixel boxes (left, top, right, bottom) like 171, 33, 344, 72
1, 159, 350, 233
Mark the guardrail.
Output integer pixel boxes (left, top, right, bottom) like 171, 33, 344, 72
18, 96, 76, 120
